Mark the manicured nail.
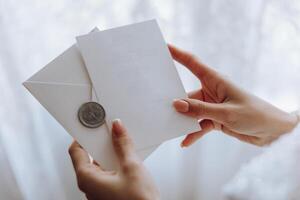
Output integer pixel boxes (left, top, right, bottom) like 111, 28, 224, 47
112, 119, 123, 137
173, 99, 189, 112
180, 141, 186, 148
181, 135, 194, 148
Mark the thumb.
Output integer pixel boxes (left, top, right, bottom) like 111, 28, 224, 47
173, 98, 227, 123
111, 119, 137, 165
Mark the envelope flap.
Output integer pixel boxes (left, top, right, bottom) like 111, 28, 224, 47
28, 45, 91, 86
23, 81, 119, 169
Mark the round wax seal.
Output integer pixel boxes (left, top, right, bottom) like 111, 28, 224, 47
78, 102, 106, 128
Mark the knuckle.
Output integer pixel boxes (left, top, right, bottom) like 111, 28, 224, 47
76, 166, 92, 191
76, 175, 87, 191
187, 53, 198, 65
193, 101, 205, 116
122, 160, 141, 174
115, 135, 133, 149
76, 166, 88, 178
68, 146, 74, 155
77, 177, 86, 191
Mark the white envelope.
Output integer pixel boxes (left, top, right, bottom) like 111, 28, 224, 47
24, 20, 199, 170
24, 28, 159, 170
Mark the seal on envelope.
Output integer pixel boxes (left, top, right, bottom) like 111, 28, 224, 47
78, 102, 106, 128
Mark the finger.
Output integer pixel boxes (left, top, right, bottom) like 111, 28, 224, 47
168, 44, 215, 80
93, 160, 100, 167
173, 98, 227, 123
221, 126, 262, 146
188, 89, 204, 100
111, 119, 137, 164
69, 142, 113, 193
181, 120, 214, 147
91, 160, 115, 175
69, 141, 91, 172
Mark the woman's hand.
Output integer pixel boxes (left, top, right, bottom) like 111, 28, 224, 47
68, 119, 160, 200
170, 45, 298, 147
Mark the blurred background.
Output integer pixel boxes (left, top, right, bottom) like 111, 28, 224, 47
0, 0, 300, 199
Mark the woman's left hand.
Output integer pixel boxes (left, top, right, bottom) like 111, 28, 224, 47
68, 119, 160, 200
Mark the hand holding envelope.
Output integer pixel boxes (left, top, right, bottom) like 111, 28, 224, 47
23, 20, 199, 170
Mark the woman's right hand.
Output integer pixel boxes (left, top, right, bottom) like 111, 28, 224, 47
169, 45, 298, 147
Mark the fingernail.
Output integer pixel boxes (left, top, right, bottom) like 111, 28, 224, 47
181, 136, 193, 148
173, 99, 189, 112
180, 141, 186, 148
112, 119, 123, 137
181, 140, 188, 148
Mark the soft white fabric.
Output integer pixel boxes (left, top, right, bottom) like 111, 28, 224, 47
223, 124, 300, 200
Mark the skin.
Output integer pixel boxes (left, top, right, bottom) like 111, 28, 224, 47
68, 119, 160, 200
69, 45, 299, 198
169, 44, 299, 147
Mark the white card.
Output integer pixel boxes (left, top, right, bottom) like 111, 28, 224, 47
76, 20, 199, 150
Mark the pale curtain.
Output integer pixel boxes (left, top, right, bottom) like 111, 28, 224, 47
0, 0, 299, 199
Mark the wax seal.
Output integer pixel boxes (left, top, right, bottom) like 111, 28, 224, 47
78, 102, 106, 128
